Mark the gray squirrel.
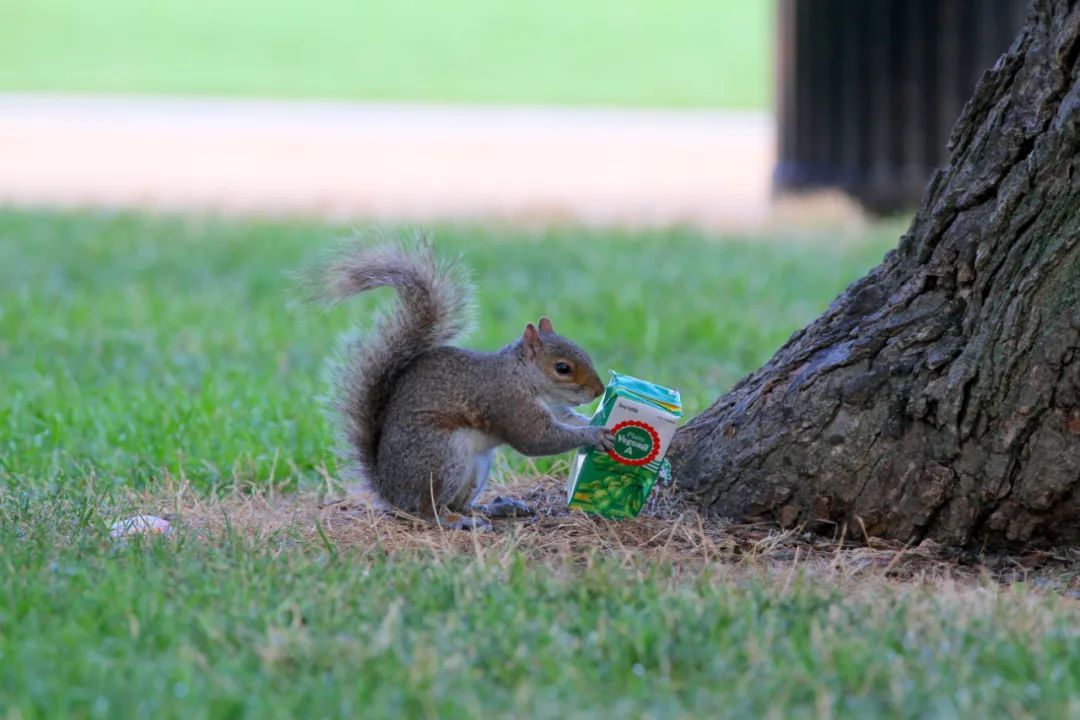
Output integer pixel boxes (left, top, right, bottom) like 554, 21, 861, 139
318, 238, 615, 529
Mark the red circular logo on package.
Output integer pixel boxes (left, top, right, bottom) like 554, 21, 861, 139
608, 420, 661, 466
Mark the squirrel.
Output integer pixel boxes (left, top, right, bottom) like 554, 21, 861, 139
318, 237, 615, 530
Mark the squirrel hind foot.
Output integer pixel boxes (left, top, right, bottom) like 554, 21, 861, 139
430, 511, 492, 532
473, 496, 535, 519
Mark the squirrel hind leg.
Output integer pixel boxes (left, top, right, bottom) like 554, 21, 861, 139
447, 447, 534, 518
374, 427, 499, 531
406, 453, 490, 531
449, 446, 535, 519
449, 447, 494, 510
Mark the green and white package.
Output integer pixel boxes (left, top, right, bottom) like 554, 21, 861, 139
567, 372, 682, 518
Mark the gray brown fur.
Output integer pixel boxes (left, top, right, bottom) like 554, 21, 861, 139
320, 237, 613, 526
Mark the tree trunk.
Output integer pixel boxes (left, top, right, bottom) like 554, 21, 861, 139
670, 0, 1080, 548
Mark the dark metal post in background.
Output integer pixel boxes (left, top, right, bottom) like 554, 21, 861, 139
774, 0, 1028, 213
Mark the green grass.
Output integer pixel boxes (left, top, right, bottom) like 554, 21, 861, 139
0, 0, 770, 108
0, 210, 894, 490
4, 489, 1080, 718
7, 209, 1080, 718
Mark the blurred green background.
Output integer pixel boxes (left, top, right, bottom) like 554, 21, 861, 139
0, 0, 771, 108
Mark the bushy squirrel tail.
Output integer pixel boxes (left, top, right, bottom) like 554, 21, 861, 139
320, 236, 474, 482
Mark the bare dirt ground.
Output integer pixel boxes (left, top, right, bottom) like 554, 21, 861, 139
0, 94, 791, 231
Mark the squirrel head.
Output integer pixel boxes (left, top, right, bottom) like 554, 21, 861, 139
518, 316, 605, 405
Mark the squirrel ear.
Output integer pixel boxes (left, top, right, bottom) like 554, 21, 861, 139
522, 323, 541, 358
538, 316, 554, 333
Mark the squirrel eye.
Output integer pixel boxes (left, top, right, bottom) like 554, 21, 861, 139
554, 362, 572, 375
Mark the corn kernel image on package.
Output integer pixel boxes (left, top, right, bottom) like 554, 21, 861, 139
567, 372, 682, 518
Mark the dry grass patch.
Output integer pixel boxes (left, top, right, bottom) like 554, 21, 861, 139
123, 466, 1080, 594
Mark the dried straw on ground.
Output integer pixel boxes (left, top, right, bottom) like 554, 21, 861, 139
119, 463, 1080, 593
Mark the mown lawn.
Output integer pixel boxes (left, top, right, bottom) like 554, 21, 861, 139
0, 210, 895, 490
0, 0, 770, 109
4, 210, 1080, 718
6, 497, 1080, 719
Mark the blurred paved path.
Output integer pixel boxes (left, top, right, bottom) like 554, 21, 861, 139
0, 94, 773, 230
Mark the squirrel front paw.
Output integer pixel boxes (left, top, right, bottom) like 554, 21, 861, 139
587, 426, 616, 452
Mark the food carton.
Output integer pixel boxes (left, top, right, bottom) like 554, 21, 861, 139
567, 372, 682, 518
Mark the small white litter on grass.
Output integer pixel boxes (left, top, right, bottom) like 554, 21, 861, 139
109, 514, 171, 539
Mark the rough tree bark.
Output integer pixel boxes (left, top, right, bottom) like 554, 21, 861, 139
669, 0, 1080, 548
